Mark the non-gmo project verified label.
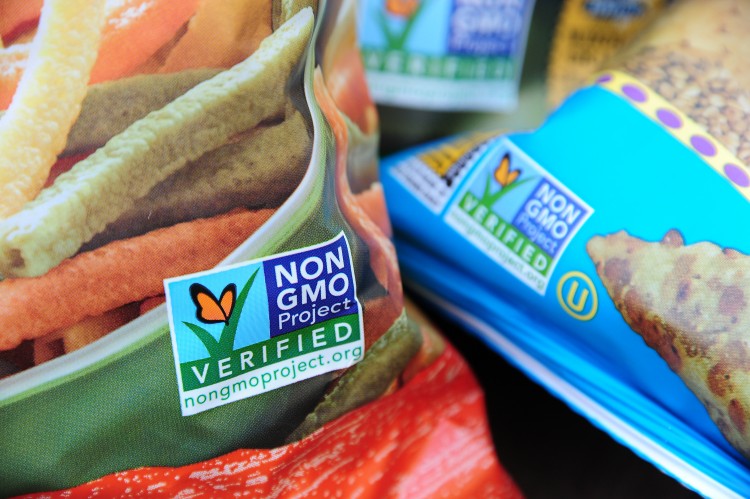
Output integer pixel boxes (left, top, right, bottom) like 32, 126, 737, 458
357, 0, 534, 111
445, 137, 592, 294
164, 233, 364, 416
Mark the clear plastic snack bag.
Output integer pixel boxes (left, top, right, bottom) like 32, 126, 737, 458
0, 1, 517, 496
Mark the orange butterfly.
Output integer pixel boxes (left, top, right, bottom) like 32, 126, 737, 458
493, 154, 520, 188
189, 283, 237, 325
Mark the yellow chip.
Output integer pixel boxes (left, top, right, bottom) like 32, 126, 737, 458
0, 0, 107, 218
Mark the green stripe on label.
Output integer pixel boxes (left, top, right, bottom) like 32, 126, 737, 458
180, 314, 360, 390
361, 48, 514, 81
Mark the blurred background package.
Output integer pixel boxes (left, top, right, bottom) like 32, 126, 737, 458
379, 0, 750, 497
358, 0, 537, 148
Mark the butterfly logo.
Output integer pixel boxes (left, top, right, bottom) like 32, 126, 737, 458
478, 152, 534, 208
493, 154, 520, 188
189, 283, 237, 325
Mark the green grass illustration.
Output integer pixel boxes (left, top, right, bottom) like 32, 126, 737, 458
183, 268, 260, 359
378, 2, 425, 51
478, 171, 533, 209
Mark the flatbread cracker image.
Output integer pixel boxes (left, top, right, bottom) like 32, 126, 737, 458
587, 229, 750, 459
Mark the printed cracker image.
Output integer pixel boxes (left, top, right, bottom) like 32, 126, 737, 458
587, 229, 750, 459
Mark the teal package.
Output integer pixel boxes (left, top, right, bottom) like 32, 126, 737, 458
381, 82, 750, 497
357, 0, 536, 111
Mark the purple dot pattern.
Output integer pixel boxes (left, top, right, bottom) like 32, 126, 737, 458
690, 135, 717, 157
656, 108, 682, 129
622, 84, 647, 103
724, 164, 750, 187
610, 72, 750, 192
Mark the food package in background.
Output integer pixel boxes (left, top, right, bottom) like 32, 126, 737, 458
357, 0, 536, 112
0, 0, 468, 495
547, 0, 669, 108
605, 0, 750, 165
16, 299, 525, 499
380, 0, 750, 496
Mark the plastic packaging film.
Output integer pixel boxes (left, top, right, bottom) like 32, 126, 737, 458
0, 1, 519, 496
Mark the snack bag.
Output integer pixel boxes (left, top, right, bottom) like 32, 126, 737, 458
547, 0, 670, 107
15, 300, 523, 498
0, 1, 517, 496
357, 0, 536, 112
381, 0, 750, 496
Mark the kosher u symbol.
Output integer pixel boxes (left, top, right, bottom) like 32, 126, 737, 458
557, 271, 598, 321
